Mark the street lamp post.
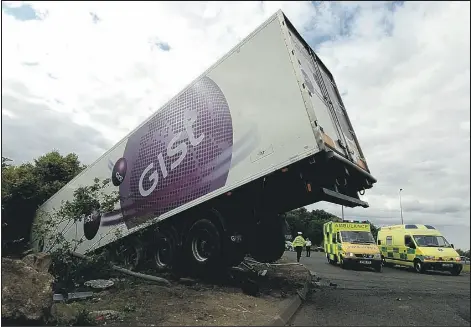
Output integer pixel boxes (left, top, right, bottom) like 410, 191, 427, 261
399, 188, 404, 225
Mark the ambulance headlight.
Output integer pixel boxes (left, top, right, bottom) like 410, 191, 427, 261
345, 252, 355, 258
455, 257, 461, 262
374, 253, 381, 259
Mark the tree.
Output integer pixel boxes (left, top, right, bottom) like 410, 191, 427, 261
1, 151, 86, 256
366, 221, 379, 240
2, 156, 12, 169
32, 177, 120, 292
456, 249, 470, 258
282, 208, 341, 246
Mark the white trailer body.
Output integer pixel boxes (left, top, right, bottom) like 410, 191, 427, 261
34, 10, 376, 260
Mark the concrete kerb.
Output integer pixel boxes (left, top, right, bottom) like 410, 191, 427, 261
267, 268, 316, 326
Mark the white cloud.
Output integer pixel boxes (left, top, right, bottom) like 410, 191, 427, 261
2, 1, 470, 248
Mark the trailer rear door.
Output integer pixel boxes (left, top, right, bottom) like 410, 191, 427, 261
283, 17, 370, 173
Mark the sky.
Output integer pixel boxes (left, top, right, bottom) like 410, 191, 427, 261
1, 1, 470, 249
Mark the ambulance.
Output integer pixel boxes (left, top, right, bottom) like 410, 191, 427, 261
323, 220, 382, 272
377, 224, 463, 276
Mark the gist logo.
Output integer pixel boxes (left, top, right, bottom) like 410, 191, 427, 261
118, 76, 234, 230
138, 110, 204, 197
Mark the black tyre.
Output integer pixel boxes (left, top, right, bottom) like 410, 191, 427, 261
113, 239, 143, 271
153, 227, 178, 272
450, 265, 462, 276
383, 260, 393, 268
374, 263, 383, 273
249, 215, 286, 263
184, 219, 223, 275
327, 254, 335, 265
339, 256, 349, 270
414, 259, 426, 274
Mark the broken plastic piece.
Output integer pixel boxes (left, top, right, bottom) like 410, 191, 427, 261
53, 294, 65, 302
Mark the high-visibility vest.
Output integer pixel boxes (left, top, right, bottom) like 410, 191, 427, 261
292, 236, 306, 247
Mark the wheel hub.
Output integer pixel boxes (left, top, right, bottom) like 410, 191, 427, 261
416, 262, 422, 271
192, 237, 212, 262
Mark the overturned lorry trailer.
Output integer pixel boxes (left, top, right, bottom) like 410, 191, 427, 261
32, 10, 377, 275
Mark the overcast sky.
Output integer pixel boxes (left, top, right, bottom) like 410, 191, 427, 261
2, 1, 470, 249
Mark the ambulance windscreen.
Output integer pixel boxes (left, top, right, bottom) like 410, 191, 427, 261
340, 231, 375, 244
413, 235, 451, 248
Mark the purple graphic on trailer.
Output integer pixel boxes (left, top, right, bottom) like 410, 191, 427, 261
116, 76, 233, 230
84, 75, 260, 240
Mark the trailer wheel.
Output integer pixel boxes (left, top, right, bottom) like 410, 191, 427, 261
249, 216, 286, 263
114, 239, 143, 271
153, 228, 178, 272
184, 219, 223, 274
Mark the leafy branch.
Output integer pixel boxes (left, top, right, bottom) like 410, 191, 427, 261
32, 177, 121, 292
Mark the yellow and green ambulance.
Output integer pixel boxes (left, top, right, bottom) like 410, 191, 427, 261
377, 224, 463, 276
323, 220, 382, 272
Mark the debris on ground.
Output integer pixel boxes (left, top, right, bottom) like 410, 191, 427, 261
68, 292, 95, 301
84, 279, 115, 290
53, 294, 65, 302
53, 292, 95, 302
178, 277, 197, 286
3, 253, 310, 326
50, 303, 91, 326
89, 310, 122, 323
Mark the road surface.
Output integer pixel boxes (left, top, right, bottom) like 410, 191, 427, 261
284, 251, 470, 326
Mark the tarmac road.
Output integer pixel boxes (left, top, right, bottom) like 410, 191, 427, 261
284, 251, 471, 326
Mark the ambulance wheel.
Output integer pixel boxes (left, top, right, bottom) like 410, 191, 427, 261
374, 264, 383, 273
382, 256, 392, 267
327, 256, 335, 265
414, 259, 426, 274
340, 257, 349, 269
333, 255, 339, 265
450, 266, 462, 276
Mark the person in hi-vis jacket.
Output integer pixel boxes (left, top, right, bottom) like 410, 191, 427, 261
292, 232, 306, 263
305, 238, 312, 257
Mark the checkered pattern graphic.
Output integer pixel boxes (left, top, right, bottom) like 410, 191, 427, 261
119, 76, 233, 229
381, 246, 417, 262
324, 222, 338, 259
